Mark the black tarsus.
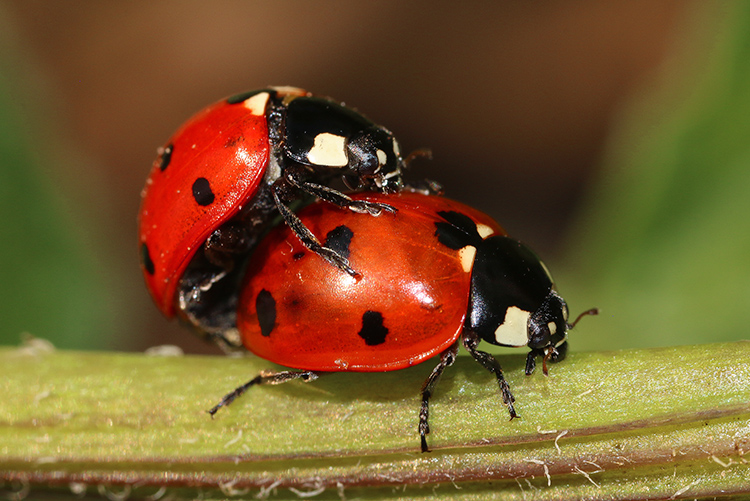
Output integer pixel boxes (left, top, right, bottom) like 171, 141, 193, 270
208, 370, 319, 417
419, 341, 459, 453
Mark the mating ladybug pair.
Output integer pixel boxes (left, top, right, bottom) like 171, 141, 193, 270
138, 87, 595, 452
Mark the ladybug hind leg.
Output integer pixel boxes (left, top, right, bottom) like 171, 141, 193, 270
419, 340, 460, 453
208, 370, 319, 417
462, 331, 518, 420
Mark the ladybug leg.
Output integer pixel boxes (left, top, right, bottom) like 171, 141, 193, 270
208, 370, 319, 417
283, 172, 397, 216
272, 188, 359, 277
462, 331, 518, 420
524, 348, 544, 375
419, 340, 460, 453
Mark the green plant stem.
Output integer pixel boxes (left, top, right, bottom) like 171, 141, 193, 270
1, 341, 749, 500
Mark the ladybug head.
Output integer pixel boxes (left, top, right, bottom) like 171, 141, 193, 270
346, 126, 404, 193
468, 236, 574, 353
526, 291, 569, 351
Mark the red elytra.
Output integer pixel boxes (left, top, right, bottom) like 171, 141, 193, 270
138, 93, 275, 317
237, 191, 506, 371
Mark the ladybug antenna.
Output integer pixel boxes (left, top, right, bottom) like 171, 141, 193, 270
568, 308, 599, 330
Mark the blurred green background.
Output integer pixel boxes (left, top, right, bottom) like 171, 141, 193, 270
1, 2, 746, 354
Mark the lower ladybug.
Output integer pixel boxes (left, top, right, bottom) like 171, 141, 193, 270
209, 192, 596, 452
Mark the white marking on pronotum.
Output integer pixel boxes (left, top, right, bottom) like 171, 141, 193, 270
494, 306, 530, 347
392, 138, 401, 157
458, 245, 477, 273
476, 223, 495, 239
547, 321, 557, 336
307, 133, 348, 167
243, 92, 269, 116
376, 149, 387, 166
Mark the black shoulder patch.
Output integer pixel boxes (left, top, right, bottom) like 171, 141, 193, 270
358, 310, 388, 346
192, 177, 215, 206
434, 210, 483, 249
324, 225, 354, 260
256, 289, 277, 337
140, 243, 155, 275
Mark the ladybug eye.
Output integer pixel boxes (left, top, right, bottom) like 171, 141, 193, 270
528, 321, 551, 350
347, 134, 380, 177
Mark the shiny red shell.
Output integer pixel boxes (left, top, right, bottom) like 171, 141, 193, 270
138, 94, 272, 317
237, 192, 506, 372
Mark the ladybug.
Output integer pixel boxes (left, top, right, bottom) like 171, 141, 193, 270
208, 191, 597, 452
138, 87, 425, 345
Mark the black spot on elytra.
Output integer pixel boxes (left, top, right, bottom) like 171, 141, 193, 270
141, 243, 155, 275
158, 144, 173, 171
434, 211, 483, 250
324, 225, 354, 259
358, 311, 388, 346
256, 289, 276, 337
192, 177, 215, 206
293, 251, 306, 261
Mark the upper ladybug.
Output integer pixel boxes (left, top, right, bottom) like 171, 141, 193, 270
138, 87, 419, 345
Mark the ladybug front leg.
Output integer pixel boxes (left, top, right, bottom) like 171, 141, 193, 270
272, 187, 359, 277
462, 331, 518, 420
419, 341, 459, 453
208, 370, 320, 417
283, 171, 397, 216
